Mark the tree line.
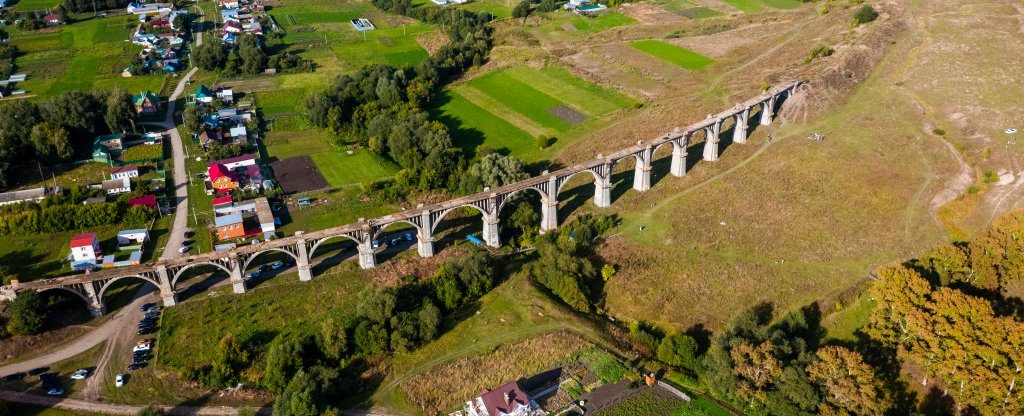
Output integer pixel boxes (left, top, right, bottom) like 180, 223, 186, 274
0, 89, 137, 186
305, 1, 498, 197
0, 185, 153, 236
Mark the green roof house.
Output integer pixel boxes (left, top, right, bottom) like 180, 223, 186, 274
192, 85, 215, 104
133, 91, 161, 114
93, 134, 124, 163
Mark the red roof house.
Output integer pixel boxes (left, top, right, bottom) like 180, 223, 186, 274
212, 196, 233, 206
70, 233, 98, 248
43, 13, 62, 25
468, 382, 534, 416
129, 194, 157, 209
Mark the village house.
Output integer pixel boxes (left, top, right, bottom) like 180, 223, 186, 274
206, 154, 263, 194
70, 233, 101, 270
192, 84, 216, 103
127, 2, 173, 15
43, 13, 62, 26
116, 229, 149, 247
212, 196, 275, 239
129, 194, 157, 209
0, 186, 61, 206
110, 165, 140, 180
100, 177, 132, 195
133, 91, 162, 114
214, 212, 245, 240
464, 382, 539, 416
216, 89, 234, 104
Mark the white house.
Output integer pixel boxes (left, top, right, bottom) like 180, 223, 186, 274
216, 154, 257, 170
70, 233, 100, 269
465, 382, 537, 416
229, 126, 247, 141
216, 89, 234, 103
110, 165, 140, 180
116, 229, 149, 246
101, 177, 132, 195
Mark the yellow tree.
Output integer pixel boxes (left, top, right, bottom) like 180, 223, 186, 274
867, 265, 942, 385
731, 341, 781, 408
807, 346, 887, 416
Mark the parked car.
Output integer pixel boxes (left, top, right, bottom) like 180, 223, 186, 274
137, 339, 153, 345
137, 328, 154, 335
3, 372, 26, 382
127, 363, 147, 371
140, 303, 155, 312
182, 239, 193, 246
251, 239, 260, 245
245, 272, 259, 279
70, 369, 89, 380
145, 305, 161, 313
28, 367, 48, 376
115, 374, 124, 387
390, 238, 399, 246
178, 246, 190, 253
283, 258, 295, 267
270, 261, 284, 270
372, 239, 381, 248
404, 233, 413, 241
184, 231, 194, 238
46, 388, 64, 396
133, 344, 151, 352
258, 264, 270, 272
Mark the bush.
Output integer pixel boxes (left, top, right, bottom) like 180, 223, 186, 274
932, 128, 945, 136
805, 44, 833, 63
537, 135, 554, 150
853, 5, 878, 26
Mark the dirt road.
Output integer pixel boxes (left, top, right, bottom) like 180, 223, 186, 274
0, 390, 242, 415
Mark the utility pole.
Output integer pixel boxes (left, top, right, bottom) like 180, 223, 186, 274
36, 161, 44, 184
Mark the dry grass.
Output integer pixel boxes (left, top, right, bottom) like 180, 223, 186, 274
399, 332, 589, 414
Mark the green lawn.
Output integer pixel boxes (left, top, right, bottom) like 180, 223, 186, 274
629, 40, 714, 70
331, 23, 433, 69
467, 71, 572, 131
533, 12, 635, 42
278, 186, 395, 235
434, 65, 634, 162
310, 149, 400, 186
679, 6, 725, 19
257, 88, 308, 115
9, 0, 60, 10
719, 0, 763, 13
759, 0, 803, 9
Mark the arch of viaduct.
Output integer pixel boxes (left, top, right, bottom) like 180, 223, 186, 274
7, 81, 802, 317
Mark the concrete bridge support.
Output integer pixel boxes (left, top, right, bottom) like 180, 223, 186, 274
540, 198, 558, 233
633, 147, 652, 192
760, 97, 775, 126
296, 240, 313, 281
358, 240, 376, 269
702, 119, 722, 162
417, 211, 434, 258
157, 266, 177, 306
228, 257, 246, 294
733, 109, 750, 144
594, 177, 612, 208
82, 283, 105, 318
670, 143, 688, 177
540, 176, 559, 233
482, 213, 500, 248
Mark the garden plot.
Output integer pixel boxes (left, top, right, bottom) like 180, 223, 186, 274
595, 42, 688, 81
270, 156, 330, 193
435, 65, 634, 161
560, 50, 667, 99
629, 40, 714, 70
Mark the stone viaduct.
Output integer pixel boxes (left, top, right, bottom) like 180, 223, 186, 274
5, 81, 802, 317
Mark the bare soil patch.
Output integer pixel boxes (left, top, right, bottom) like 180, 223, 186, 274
548, 105, 589, 125
270, 156, 330, 194
619, 3, 687, 25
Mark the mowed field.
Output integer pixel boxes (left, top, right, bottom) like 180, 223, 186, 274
629, 40, 714, 70
6, 14, 167, 99
267, 0, 434, 78
719, 0, 803, 13
433, 65, 636, 162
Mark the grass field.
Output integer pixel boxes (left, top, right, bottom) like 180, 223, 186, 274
533, 12, 635, 43
719, 0, 763, 13
310, 149, 400, 186
435, 65, 635, 162
6, 13, 167, 99
629, 40, 714, 70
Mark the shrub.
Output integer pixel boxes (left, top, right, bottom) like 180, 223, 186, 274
853, 4, 878, 26
805, 44, 833, 64
7, 290, 46, 336
983, 171, 999, 184
932, 128, 945, 136
537, 135, 554, 150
